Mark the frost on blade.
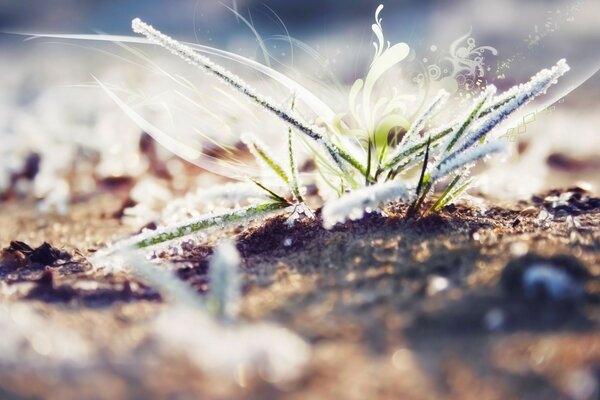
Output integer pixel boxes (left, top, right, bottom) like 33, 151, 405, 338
161, 182, 273, 224
453, 59, 570, 155
322, 180, 413, 229
241, 132, 290, 184
441, 85, 497, 154
430, 140, 506, 184
207, 240, 242, 322
380, 89, 449, 173
131, 18, 362, 175
92, 202, 292, 266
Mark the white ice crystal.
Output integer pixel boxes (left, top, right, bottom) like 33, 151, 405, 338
430, 140, 506, 184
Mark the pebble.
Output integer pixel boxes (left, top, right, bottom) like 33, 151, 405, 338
484, 308, 505, 331
426, 275, 449, 296
519, 206, 539, 217
501, 254, 589, 301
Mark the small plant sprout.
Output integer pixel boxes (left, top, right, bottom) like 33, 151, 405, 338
85, 3, 570, 251
207, 240, 242, 322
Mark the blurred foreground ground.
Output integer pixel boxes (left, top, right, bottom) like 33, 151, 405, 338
0, 185, 600, 399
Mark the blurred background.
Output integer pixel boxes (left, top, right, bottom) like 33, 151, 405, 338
0, 0, 599, 209
2, 0, 599, 80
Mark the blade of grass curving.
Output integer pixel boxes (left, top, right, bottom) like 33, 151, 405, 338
442, 60, 569, 162
429, 175, 462, 212
444, 86, 496, 153
287, 128, 304, 202
242, 133, 290, 184
93, 203, 292, 256
131, 19, 367, 177
432, 176, 473, 212
249, 178, 290, 204
378, 126, 453, 180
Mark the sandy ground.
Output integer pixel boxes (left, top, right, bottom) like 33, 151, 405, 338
0, 186, 599, 400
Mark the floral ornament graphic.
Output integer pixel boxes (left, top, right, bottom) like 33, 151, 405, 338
413, 29, 498, 95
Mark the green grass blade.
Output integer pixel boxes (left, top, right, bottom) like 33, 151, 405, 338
133, 202, 290, 249
287, 128, 304, 202
250, 179, 290, 204
429, 175, 462, 212
433, 178, 473, 211
378, 127, 452, 178
415, 136, 431, 196
243, 133, 290, 184
445, 87, 495, 152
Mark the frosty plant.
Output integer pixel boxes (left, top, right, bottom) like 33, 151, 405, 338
89, 4, 569, 254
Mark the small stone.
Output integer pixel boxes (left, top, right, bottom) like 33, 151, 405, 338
501, 254, 589, 301
509, 242, 529, 257
519, 206, 538, 217
426, 275, 449, 296
484, 308, 505, 331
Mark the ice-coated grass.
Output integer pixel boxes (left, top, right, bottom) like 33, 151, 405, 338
101, 5, 569, 243
14, 4, 569, 252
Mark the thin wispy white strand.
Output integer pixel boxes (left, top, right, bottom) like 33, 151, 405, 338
430, 140, 505, 184
131, 18, 353, 172
322, 180, 413, 229
447, 59, 569, 159
207, 240, 242, 322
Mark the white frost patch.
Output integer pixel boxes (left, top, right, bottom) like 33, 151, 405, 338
153, 306, 310, 384
322, 180, 412, 229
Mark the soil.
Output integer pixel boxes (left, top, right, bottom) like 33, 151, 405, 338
0, 187, 599, 400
